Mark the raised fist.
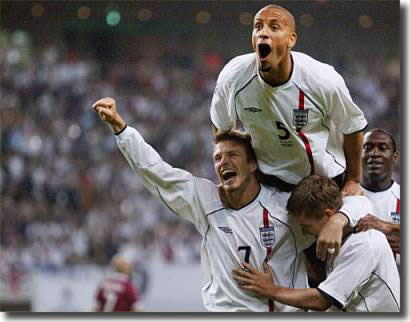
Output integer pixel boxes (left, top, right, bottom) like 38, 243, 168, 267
92, 97, 126, 134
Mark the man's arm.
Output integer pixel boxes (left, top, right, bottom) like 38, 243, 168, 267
232, 262, 331, 311
313, 195, 372, 261
92, 98, 212, 230
93, 97, 126, 134
342, 131, 364, 197
357, 214, 400, 253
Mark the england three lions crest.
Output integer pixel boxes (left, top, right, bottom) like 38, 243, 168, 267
391, 212, 400, 224
259, 227, 275, 247
293, 109, 309, 129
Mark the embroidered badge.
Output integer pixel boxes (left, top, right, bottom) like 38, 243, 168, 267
293, 109, 309, 129
259, 227, 275, 247
390, 212, 400, 224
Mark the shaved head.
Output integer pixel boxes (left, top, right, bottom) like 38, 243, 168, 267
256, 5, 296, 32
111, 255, 133, 275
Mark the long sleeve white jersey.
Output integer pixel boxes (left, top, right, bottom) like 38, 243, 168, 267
318, 230, 400, 312
210, 51, 368, 184
116, 125, 372, 312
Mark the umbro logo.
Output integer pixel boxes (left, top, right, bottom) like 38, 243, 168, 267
244, 107, 262, 113
218, 226, 233, 234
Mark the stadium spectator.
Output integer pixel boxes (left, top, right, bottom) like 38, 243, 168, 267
210, 4, 367, 197
94, 254, 141, 312
233, 175, 400, 312
92, 97, 371, 312
357, 129, 400, 267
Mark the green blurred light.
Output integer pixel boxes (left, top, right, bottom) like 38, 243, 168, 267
106, 11, 121, 26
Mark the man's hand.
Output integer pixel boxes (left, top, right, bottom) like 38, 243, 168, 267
92, 97, 126, 134
357, 214, 391, 234
341, 180, 363, 197
316, 212, 349, 261
357, 214, 400, 253
232, 262, 276, 298
387, 233, 400, 254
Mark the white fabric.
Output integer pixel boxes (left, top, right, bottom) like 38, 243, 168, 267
318, 230, 400, 312
361, 182, 400, 222
116, 126, 371, 312
361, 181, 400, 265
210, 51, 367, 184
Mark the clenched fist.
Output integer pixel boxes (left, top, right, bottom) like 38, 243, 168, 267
92, 97, 126, 134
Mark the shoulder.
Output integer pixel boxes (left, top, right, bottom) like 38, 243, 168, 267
391, 181, 400, 198
260, 185, 290, 219
193, 177, 226, 213
342, 230, 388, 256
292, 51, 345, 93
217, 53, 257, 89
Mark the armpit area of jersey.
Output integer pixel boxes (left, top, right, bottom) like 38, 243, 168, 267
317, 288, 344, 310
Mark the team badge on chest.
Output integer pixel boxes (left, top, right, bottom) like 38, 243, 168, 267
293, 109, 309, 129
390, 212, 400, 224
259, 227, 275, 247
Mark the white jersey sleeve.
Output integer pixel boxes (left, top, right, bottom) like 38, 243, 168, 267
210, 78, 232, 131
314, 65, 367, 135
210, 54, 256, 131
338, 195, 373, 227
115, 126, 216, 235
318, 230, 400, 312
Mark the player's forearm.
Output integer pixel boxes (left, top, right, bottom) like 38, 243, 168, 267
270, 287, 331, 311
110, 115, 127, 134
387, 223, 400, 253
343, 131, 364, 183
339, 196, 372, 227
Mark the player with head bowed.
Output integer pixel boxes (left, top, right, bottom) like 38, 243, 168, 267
233, 175, 400, 312
356, 129, 400, 268
94, 254, 141, 312
92, 97, 371, 312
210, 4, 367, 197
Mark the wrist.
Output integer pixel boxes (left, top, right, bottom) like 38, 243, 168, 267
331, 212, 349, 228
344, 177, 360, 184
111, 117, 126, 134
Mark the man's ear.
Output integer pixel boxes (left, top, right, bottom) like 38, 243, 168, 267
323, 208, 335, 220
288, 31, 297, 49
392, 150, 400, 165
250, 160, 258, 173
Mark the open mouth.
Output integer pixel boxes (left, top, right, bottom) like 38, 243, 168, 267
366, 161, 383, 169
258, 43, 271, 59
221, 170, 237, 182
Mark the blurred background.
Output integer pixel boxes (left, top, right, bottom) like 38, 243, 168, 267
0, 0, 400, 312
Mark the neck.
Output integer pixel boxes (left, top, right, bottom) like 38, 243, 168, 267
260, 52, 293, 86
226, 180, 261, 210
361, 176, 393, 192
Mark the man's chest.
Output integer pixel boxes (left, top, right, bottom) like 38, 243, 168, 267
206, 205, 297, 265
366, 192, 400, 223
234, 83, 325, 136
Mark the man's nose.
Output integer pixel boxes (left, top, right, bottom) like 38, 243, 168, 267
368, 148, 379, 157
219, 155, 229, 165
257, 26, 269, 38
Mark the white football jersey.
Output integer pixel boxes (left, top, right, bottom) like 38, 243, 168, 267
361, 181, 400, 265
361, 181, 400, 223
318, 230, 400, 312
116, 126, 372, 312
211, 51, 368, 184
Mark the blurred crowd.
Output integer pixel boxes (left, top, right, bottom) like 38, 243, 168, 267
0, 28, 400, 294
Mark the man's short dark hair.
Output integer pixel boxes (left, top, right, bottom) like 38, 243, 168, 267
286, 175, 343, 219
214, 130, 257, 163
366, 128, 397, 152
